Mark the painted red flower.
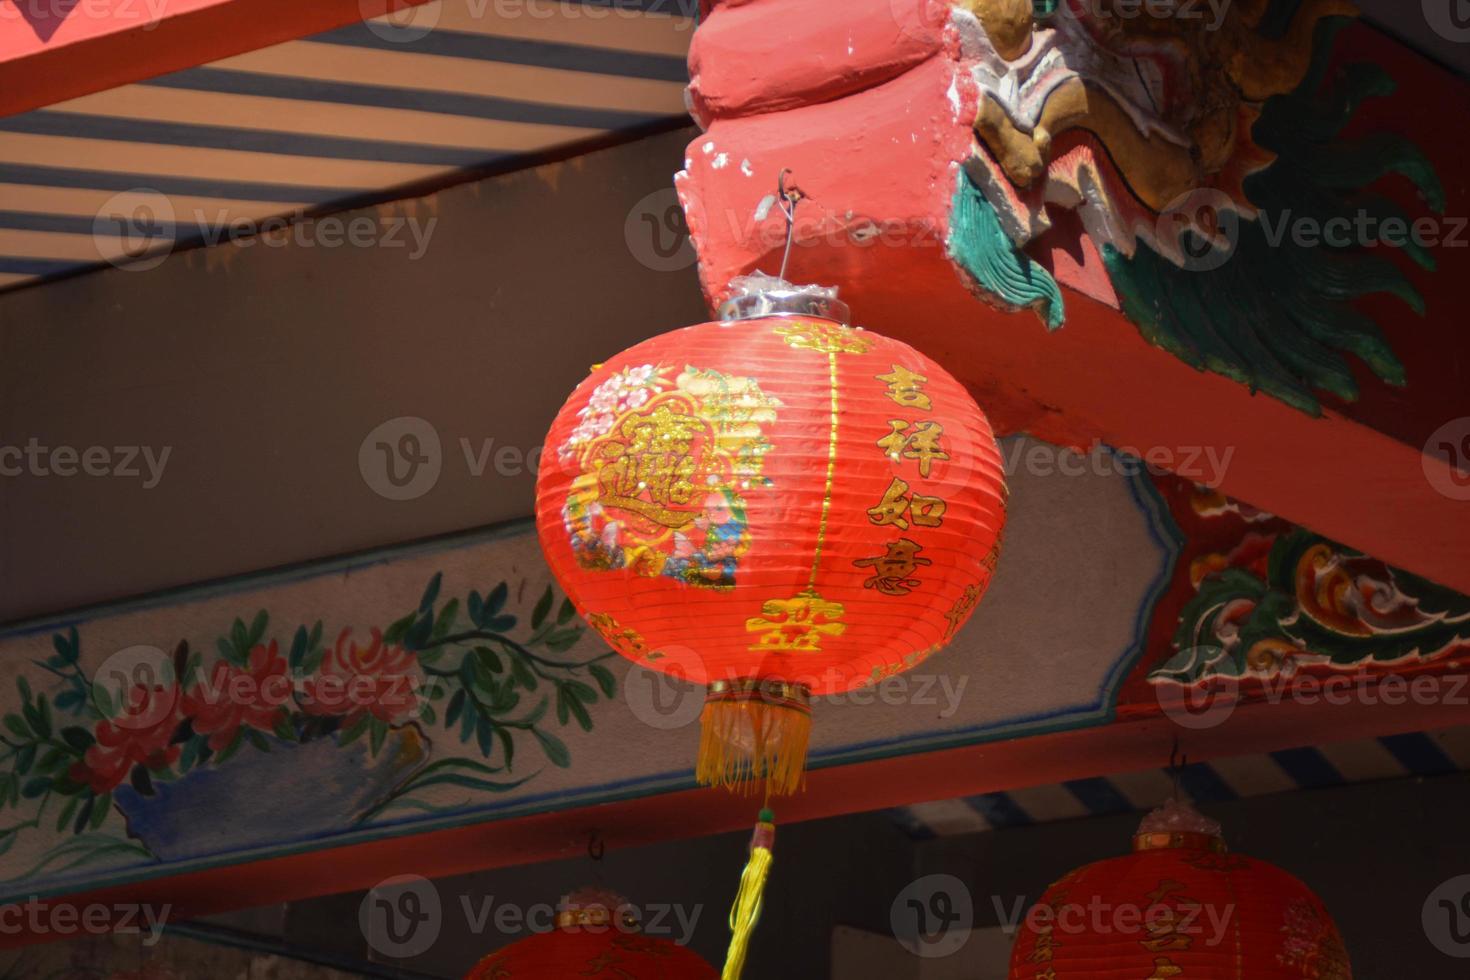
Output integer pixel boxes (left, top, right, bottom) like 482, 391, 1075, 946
69, 684, 183, 794
301, 628, 422, 726
182, 641, 291, 752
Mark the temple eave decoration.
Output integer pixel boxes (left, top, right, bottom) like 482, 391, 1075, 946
682, 0, 1447, 415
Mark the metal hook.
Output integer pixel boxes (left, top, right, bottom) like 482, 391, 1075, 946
1167, 736, 1187, 801
587, 830, 605, 862
775, 168, 806, 283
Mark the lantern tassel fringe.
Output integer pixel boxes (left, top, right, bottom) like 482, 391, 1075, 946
697, 698, 811, 796
721, 809, 775, 980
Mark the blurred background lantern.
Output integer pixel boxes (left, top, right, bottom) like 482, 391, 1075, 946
1008, 799, 1352, 978
464, 888, 716, 979
535, 275, 1007, 795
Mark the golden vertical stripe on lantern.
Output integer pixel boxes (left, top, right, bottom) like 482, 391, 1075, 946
534, 279, 1007, 794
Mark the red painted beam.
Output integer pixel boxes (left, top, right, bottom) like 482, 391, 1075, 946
6, 687, 1467, 947
0, 0, 436, 118
678, 17, 1470, 596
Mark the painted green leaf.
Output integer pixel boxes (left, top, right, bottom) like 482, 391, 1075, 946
531, 586, 554, 631
60, 727, 93, 752
419, 572, 443, 614
90, 793, 111, 831
532, 728, 571, 768
484, 582, 508, 618
588, 664, 617, 699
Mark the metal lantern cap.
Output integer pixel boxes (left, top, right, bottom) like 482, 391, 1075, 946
717, 273, 851, 325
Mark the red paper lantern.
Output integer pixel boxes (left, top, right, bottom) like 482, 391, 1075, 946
464, 891, 716, 979
535, 279, 1007, 792
1008, 800, 1352, 978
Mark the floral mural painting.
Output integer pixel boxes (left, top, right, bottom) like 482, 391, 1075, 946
0, 574, 615, 877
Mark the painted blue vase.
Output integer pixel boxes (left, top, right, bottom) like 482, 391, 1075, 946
112, 728, 428, 863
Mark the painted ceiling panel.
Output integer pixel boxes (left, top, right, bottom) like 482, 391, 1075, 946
0, 1, 695, 291
890, 727, 1470, 838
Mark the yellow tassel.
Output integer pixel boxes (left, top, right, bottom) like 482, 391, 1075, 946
697, 681, 812, 796
722, 812, 775, 980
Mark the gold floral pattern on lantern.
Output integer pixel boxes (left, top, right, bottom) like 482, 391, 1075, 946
586, 612, 648, 658
944, 583, 983, 641
1279, 898, 1352, 979
868, 648, 931, 684
1180, 851, 1250, 873
773, 319, 872, 354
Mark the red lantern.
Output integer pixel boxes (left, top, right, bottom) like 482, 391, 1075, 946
1008, 800, 1352, 978
535, 278, 1007, 793
464, 890, 716, 979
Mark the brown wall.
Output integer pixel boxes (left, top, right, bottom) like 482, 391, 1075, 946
0, 126, 706, 622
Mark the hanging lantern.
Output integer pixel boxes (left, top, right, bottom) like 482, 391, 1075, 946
1008, 799, 1352, 978
535, 275, 1007, 795
464, 889, 717, 979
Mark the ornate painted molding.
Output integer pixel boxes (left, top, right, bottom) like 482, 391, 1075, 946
1138, 480, 1470, 688
1155, 518, 1470, 684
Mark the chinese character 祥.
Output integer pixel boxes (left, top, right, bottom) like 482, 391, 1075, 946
853, 539, 932, 596
877, 419, 948, 478
877, 365, 931, 410
867, 478, 946, 530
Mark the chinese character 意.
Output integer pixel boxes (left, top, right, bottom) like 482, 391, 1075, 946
853, 539, 932, 596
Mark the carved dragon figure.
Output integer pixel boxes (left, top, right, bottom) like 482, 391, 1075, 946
961, 0, 1347, 257
680, 0, 1443, 413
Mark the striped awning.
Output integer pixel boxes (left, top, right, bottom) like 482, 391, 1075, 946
0, 0, 693, 292
891, 727, 1470, 838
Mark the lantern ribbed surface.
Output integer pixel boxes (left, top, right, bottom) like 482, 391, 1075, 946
1008, 804, 1352, 978
535, 311, 1006, 791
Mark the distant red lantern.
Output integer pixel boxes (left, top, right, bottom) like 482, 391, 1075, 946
1008, 800, 1352, 978
535, 278, 1007, 793
464, 890, 716, 979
